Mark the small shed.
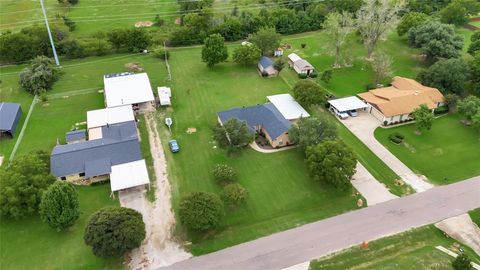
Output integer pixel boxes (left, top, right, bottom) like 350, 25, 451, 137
66, 130, 86, 144
287, 53, 301, 67
328, 96, 368, 114
258, 56, 277, 77
293, 59, 314, 75
158, 86, 172, 106
274, 48, 284, 57
0, 102, 22, 138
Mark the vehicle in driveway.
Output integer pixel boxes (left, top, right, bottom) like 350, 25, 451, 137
169, 139, 180, 153
348, 110, 358, 117
337, 111, 349, 119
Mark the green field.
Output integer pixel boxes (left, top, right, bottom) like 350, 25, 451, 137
374, 114, 480, 184
310, 225, 480, 270
470, 208, 480, 226
0, 184, 122, 270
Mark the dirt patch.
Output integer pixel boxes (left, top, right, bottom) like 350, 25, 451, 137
435, 214, 480, 256
135, 21, 153, 28
125, 62, 144, 73
186, 128, 196, 134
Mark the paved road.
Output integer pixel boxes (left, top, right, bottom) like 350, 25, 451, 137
341, 112, 434, 192
159, 176, 480, 270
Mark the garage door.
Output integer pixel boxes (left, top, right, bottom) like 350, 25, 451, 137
370, 106, 384, 122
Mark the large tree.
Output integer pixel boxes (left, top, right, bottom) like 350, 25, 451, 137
371, 51, 393, 86
0, 151, 55, 219
19, 56, 61, 95
179, 192, 224, 231
213, 118, 254, 149
408, 21, 464, 62
232, 43, 261, 66
440, 0, 480, 26
292, 80, 327, 108
201, 34, 228, 68
452, 253, 473, 270
396, 12, 430, 37
417, 58, 469, 95
322, 11, 355, 68
306, 140, 357, 191
39, 181, 80, 231
356, 0, 405, 60
457, 95, 480, 122
289, 117, 337, 152
249, 27, 281, 55
84, 207, 145, 258
412, 104, 434, 134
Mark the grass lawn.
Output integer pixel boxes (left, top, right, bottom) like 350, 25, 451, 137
0, 184, 122, 270
310, 225, 480, 270
374, 114, 480, 184
157, 46, 363, 255
470, 208, 480, 226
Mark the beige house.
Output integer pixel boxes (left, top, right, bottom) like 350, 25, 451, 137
358, 76, 445, 125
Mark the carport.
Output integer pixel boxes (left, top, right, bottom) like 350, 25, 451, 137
328, 96, 368, 115
109, 159, 150, 197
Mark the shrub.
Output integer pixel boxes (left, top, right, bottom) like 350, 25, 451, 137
452, 254, 472, 270
152, 46, 170, 60
84, 207, 145, 258
221, 183, 247, 206
309, 70, 319, 78
434, 105, 449, 115
154, 14, 164, 27
389, 132, 404, 144
39, 181, 80, 231
19, 56, 61, 95
383, 120, 388, 126
298, 73, 308, 79
179, 192, 224, 231
212, 164, 236, 183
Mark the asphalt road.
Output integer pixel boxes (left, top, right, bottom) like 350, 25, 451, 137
159, 176, 480, 270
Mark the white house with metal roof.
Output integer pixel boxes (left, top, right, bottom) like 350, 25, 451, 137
267, 94, 310, 121
103, 72, 155, 111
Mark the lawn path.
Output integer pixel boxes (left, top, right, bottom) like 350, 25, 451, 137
9, 95, 37, 161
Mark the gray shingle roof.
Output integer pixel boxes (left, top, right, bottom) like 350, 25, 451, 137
217, 103, 291, 140
51, 121, 141, 177
0, 102, 22, 136
65, 130, 86, 142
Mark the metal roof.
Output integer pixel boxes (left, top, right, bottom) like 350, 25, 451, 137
267, 94, 310, 120
217, 103, 291, 140
328, 96, 368, 112
110, 159, 150, 192
288, 53, 301, 62
258, 56, 273, 68
87, 105, 135, 129
0, 102, 22, 135
103, 73, 154, 108
65, 130, 86, 142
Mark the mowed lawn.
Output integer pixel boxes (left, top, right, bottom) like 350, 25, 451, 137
0, 184, 122, 270
374, 114, 480, 184
160, 47, 362, 255
310, 225, 480, 270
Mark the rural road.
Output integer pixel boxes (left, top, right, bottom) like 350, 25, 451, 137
159, 176, 480, 270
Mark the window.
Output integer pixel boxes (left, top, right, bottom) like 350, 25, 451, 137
60, 176, 66, 181
79, 173, 85, 177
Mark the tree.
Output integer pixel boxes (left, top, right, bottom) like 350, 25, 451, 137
417, 58, 469, 95
306, 140, 357, 191
468, 40, 480, 56
213, 118, 254, 149
322, 12, 354, 68
221, 183, 247, 206
408, 21, 464, 62
19, 56, 61, 95
39, 181, 80, 231
452, 254, 473, 270
274, 59, 285, 72
0, 151, 55, 219
178, 192, 224, 231
212, 164, 236, 183
232, 43, 261, 66
371, 51, 393, 85
412, 104, 434, 133
84, 207, 145, 258
292, 80, 327, 108
289, 117, 337, 152
125, 28, 151, 52
439, 1, 469, 26
470, 53, 480, 95
202, 34, 228, 68
457, 95, 480, 122
249, 27, 281, 55
356, 0, 405, 60
444, 93, 459, 112
321, 69, 333, 84
396, 12, 429, 36
107, 29, 127, 51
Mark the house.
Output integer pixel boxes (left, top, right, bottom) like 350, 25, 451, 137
357, 76, 445, 125
287, 53, 315, 75
218, 104, 292, 148
0, 102, 22, 138
66, 130, 86, 144
266, 94, 310, 121
103, 72, 155, 111
87, 105, 135, 140
258, 56, 277, 77
158, 86, 172, 106
328, 96, 368, 118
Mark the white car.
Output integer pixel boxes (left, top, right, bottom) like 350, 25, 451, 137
337, 111, 349, 119
348, 110, 358, 117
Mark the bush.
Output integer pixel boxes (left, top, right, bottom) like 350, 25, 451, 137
179, 192, 224, 231
452, 254, 472, 270
434, 105, 449, 115
84, 207, 145, 258
309, 70, 318, 78
19, 56, 61, 95
298, 73, 308, 79
389, 132, 404, 144
212, 164, 236, 183
152, 46, 170, 60
39, 181, 80, 231
221, 183, 247, 206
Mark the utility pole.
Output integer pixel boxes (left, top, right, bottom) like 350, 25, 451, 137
39, 0, 60, 66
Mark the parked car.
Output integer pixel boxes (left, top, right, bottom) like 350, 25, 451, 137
169, 139, 180, 153
337, 111, 349, 119
347, 110, 358, 117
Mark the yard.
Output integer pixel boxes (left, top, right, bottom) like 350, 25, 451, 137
374, 114, 480, 184
309, 225, 480, 270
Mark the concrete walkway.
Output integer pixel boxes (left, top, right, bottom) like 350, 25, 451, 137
351, 162, 398, 205
435, 213, 480, 256
159, 176, 480, 270
249, 142, 297, 153
341, 112, 434, 192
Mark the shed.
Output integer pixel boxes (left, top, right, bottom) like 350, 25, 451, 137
65, 130, 86, 144
287, 53, 301, 67
328, 96, 368, 113
0, 102, 22, 137
158, 86, 171, 106
293, 59, 314, 75
267, 94, 310, 121
103, 72, 155, 108
110, 159, 150, 192
257, 56, 277, 77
